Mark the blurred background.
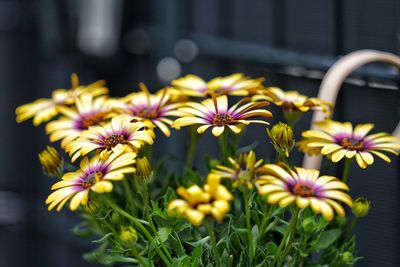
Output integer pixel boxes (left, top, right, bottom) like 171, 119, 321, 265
1, 0, 399, 266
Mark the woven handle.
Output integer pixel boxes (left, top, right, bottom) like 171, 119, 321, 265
303, 49, 400, 169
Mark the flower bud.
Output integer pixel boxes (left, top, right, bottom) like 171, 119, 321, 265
352, 197, 371, 218
136, 156, 152, 181
110, 211, 121, 224
267, 122, 294, 157
342, 251, 354, 264
38, 146, 64, 178
119, 226, 138, 247
83, 197, 101, 214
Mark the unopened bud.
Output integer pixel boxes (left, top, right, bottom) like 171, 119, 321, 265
352, 197, 371, 218
342, 251, 354, 264
110, 211, 121, 224
38, 146, 64, 178
267, 122, 294, 157
136, 156, 152, 180
119, 226, 138, 247
83, 197, 101, 214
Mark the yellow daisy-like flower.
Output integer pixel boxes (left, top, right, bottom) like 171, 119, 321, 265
66, 115, 154, 162
172, 95, 272, 136
119, 83, 181, 137
168, 175, 233, 226
300, 120, 400, 169
171, 73, 264, 97
253, 87, 332, 117
46, 147, 136, 211
211, 150, 264, 188
257, 164, 352, 221
16, 73, 108, 126
45, 94, 117, 148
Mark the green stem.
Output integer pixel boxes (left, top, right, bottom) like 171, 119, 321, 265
321, 159, 331, 174
131, 247, 150, 267
102, 197, 172, 266
185, 126, 199, 169
142, 181, 150, 219
148, 216, 174, 262
219, 132, 229, 164
243, 186, 254, 266
345, 217, 358, 241
205, 221, 221, 267
342, 158, 353, 183
260, 204, 273, 235
122, 178, 135, 215
272, 207, 300, 267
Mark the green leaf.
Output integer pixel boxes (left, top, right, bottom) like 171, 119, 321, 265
172, 255, 190, 267
251, 225, 258, 255
265, 242, 277, 254
186, 236, 210, 247
82, 251, 139, 265
91, 232, 113, 243
314, 229, 342, 250
191, 245, 202, 267
158, 227, 172, 242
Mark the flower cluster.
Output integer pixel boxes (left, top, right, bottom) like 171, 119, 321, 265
16, 72, 400, 267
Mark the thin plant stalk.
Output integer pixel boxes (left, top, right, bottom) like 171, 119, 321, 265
185, 126, 199, 169
142, 181, 150, 219
219, 132, 229, 164
122, 178, 135, 215
205, 221, 221, 267
342, 158, 353, 183
272, 207, 300, 267
243, 186, 254, 266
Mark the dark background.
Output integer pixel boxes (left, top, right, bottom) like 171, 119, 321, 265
1, 0, 399, 266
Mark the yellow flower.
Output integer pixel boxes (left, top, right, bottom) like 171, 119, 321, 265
168, 175, 233, 226
253, 87, 332, 117
257, 164, 352, 221
171, 73, 264, 97
300, 120, 400, 169
46, 146, 136, 211
172, 95, 272, 136
136, 156, 152, 180
211, 150, 264, 188
66, 115, 154, 162
118, 84, 182, 136
38, 146, 64, 177
16, 73, 108, 126
45, 94, 117, 148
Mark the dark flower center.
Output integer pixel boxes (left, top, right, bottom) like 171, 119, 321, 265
82, 171, 103, 189
340, 137, 364, 151
134, 107, 158, 119
292, 183, 314, 197
81, 112, 107, 129
213, 113, 233, 126
104, 134, 127, 150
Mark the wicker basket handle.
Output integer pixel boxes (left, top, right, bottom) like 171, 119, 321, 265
303, 49, 400, 169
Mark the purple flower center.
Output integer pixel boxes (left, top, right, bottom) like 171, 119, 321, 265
104, 133, 127, 150
292, 183, 314, 197
82, 171, 103, 189
212, 113, 233, 126
338, 137, 364, 151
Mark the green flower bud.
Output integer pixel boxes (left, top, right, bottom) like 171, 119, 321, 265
352, 197, 371, 218
342, 251, 354, 264
136, 156, 152, 181
83, 197, 101, 214
267, 122, 295, 157
110, 211, 121, 224
38, 146, 64, 178
119, 226, 138, 247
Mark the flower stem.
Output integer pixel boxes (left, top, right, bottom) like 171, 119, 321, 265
102, 197, 172, 266
185, 126, 199, 169
131, 247, 150, 267
243, 186, 254, 266
272, 207, 300, 267
205, 220, 221, 267
342, 158, 353, 183
142, 181, 150, 219
345, 217, 358, 240
122, 178, 135, 215
219, 132, 229, 164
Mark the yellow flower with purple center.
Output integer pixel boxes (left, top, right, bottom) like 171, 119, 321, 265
171, 73, 264, 97
168, 175, 233, 226
66, 115, 154, 162
253, 87, 332, 117
45, 94, 117, 148
257, 164, 352, 221
16, 73, 108, 126
46, 147, 136, 211
300, 120, 400, 169
172, 95, 272, 136
119, 83, 181, 137
211, 150, 264, 188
